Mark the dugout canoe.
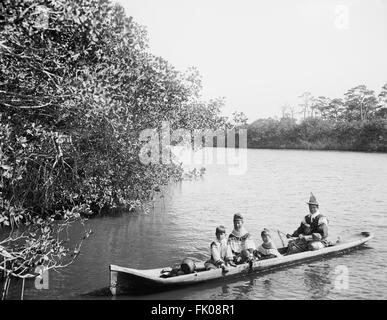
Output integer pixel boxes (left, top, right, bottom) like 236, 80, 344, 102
109, 231, 373, 295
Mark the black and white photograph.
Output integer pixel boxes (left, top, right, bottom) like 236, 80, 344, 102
1, 0, 386, 308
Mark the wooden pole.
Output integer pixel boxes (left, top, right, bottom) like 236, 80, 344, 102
21, 277, 25, 300
1, 274, 10, 300
277, 230, 285, 247
5, 276, 10, 299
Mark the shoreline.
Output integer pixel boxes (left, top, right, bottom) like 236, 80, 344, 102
212, 145, 387, 154
244, 145, 387, 154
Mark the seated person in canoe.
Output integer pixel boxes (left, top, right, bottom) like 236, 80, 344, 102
204, 226, 236, 272
286, 193, 329, 254
228, 213, 256, 264
255, 229, 282, 259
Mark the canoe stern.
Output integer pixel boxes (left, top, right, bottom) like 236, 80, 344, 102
109, 264, 166, 295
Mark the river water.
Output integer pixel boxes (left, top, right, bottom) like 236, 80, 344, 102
6, 148, 387, 299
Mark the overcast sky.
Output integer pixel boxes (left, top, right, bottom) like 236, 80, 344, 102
115, 0, 387, 121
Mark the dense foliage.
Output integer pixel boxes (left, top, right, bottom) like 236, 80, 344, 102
0, 0, 225, 226
248, 85, 387, 152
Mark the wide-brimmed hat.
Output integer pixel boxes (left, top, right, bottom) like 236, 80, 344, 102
306, 192, 319, 206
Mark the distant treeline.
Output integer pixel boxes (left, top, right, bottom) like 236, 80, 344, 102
247, 85, 387, 152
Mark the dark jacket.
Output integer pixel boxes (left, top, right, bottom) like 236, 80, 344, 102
292, 213, 328, 240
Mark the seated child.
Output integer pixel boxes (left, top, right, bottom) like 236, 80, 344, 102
205, 226, 236, 272
255, 229, 282, 259
228, 213, 256, 264
300, 221, 312, 235
286, 221, 312, 254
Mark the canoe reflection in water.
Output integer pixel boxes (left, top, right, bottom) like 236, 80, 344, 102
262, 279, 274, 299
215, 277, 273, 300
219, 278, 256, 300
303, 264, 333, 299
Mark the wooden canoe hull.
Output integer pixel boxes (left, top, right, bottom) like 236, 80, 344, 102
109, 232, 373, 295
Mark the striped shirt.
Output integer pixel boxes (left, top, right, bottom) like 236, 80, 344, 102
228, 229, 256, 254
257, 242, 282, 257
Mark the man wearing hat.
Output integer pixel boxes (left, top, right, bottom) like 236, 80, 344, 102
228, 213, 256, 263
286, 193, 329, 252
